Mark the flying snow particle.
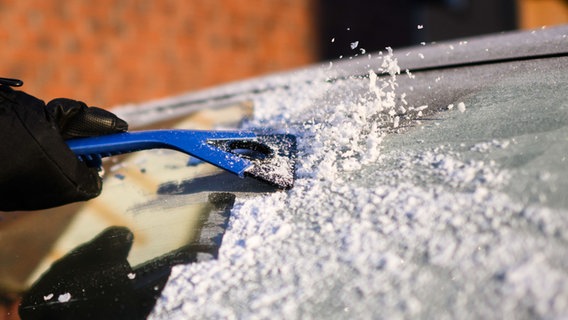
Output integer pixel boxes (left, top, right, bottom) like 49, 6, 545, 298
417, 25, 424, 29
58, 293, 71, 303
416, 105, 429, 111
43, 294, 54, 301
393, 116, 400, 128
458, 102, 466, 113
350, 41, 359, 50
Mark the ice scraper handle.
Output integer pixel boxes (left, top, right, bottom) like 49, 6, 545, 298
66, 129, 258, 177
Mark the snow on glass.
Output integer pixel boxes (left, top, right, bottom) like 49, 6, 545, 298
151, 38, 568, 319
151, 48, 444, 318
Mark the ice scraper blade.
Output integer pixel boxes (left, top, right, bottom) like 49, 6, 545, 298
65, 130, 296, 189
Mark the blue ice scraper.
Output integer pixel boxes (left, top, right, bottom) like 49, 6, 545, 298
66, 130, 297, 189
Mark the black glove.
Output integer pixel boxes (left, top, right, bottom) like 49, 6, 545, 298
0, 80, 128, 211
46, 98, 128, 140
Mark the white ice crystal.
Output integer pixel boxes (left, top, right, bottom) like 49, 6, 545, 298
457, 101, 466, 112
58, 293, 71, 303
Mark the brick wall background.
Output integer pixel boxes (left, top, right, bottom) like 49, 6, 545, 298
518, 0, 568, 29
0, 0, 565, 110
0, 0, 319, 108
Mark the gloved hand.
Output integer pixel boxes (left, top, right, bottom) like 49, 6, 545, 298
0, 79, 128, 211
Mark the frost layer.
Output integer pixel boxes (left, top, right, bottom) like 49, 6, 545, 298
150, 50, 568, 319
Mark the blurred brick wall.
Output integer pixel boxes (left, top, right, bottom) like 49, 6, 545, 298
518, 0, 568, 29
0, 0, 318, 108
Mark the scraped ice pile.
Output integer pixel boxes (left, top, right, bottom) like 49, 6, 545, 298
150, 50, 568, 319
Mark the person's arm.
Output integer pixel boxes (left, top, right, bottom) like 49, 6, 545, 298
0, 79, 127, 211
